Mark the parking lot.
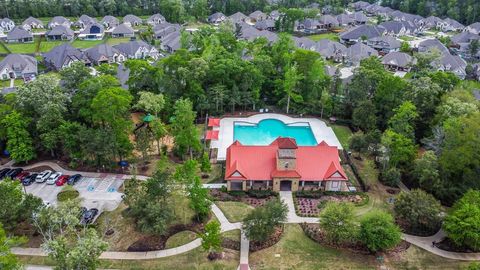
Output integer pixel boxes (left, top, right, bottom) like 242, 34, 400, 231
24, 174, 125, 219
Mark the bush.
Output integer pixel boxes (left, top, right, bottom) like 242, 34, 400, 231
381, 167, 401, 187
319, 202, 357, 245
360, 211, 402, 253
57, 187, 80, 202
228, 191, 246, 197
349, 132, 368, 153
295, 190, 369, 206
247, 189, 277, 198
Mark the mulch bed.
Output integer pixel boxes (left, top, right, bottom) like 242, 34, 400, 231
127, 218, 207, 252
395, 218, 440, 237
222, 238, 240, 250
249, 226, 284, 252
294, 195, 365, 217
436, 238, 477, 253
27, 166, 55, 172
209, 189, 275, 208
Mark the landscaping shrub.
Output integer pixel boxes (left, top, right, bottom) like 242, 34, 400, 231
247, 189, 277, 198
295, 190, 369, 206
228, 190, 246, 197
57, 187, 80, 202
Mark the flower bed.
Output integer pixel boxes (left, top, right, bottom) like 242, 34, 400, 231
294, 192, 368, 217
209, 189, 277, 207
249, 226, 284, 252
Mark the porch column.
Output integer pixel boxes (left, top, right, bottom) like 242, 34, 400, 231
301, 181, 305, 187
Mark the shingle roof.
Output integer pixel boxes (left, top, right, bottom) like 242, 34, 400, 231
78, 15, 96, 25
382, 51, 414, 68
48, 16, 70, 28
112, 23, 134, 35
46, 25, 74, 38
451, 31, 480, 44
249, 10, 267, 21
208, 12, 226, 22
123, 14, 143, 24
85, 44, 122, 62
0, 54, 37, 74
80, 22, 104, 35
101, 16, 119, 27
147, 13, 165, 24
255, 19, 275, 30
368, 36, 401, 49
418, 39, 449, 55
42, 43, 89, 70
114, 40, 152, 56
337, 14, 354, 25
443, 18, 464, 29
318, 15, 339, 26
7, 27, 32, 40
346, 42, 378, 63
22, 17, 43, 27
161, 31, 181, 51
228, 12, 248, 23
340, 25, 385, 40
314, 39, 347, 58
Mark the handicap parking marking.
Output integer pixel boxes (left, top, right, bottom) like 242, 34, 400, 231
95, 178, 115, 192
106, 179, 124, 193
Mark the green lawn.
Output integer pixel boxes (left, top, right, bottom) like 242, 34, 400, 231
71, 39, 105, 49
308, 33, 340, 42
0, 43, 10, 53
330, 124, 353, 150
399, 35, 415, 41
222, 229, 241, 241
5, 41, 37, 54
215, 201, 253, 223
165, 231, 198, 249
105, 37, 132, 46
38, 39, 67, 52
0, 79, 24, 88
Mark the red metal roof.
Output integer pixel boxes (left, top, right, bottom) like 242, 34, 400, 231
205, 130, 219, 140
225, 138, 347, 181
208, 118, 220, 127
271, 137, 298, 149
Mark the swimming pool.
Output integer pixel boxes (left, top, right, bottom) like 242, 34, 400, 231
233, 119, 317, 146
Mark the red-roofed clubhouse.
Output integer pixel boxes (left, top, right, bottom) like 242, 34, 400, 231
225, 137, 348, 192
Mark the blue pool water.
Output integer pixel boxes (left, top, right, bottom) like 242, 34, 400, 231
233, 119, 317, 146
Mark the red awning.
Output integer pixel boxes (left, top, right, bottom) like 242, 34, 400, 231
208, 118, 220, 127
205, 130, 219, 140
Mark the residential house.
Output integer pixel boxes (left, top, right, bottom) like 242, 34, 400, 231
380, 20, 419, 36
112, 23, 135, 38
153, 22, 181, 39
339, 24, 385, 44
350, 1, 371, 11
0, 54, 37, 81
114, 40, 160, 60
147, 14, 166, 26
117, 64, 130, 89
336, 14, 354, 26
228, 12, 248, 24
238, 23, 278, 43
21, 17, 44, 31
43, 43, 91, 70
101, 16, 120, 29
346, 42, 378, 64
48, 16, 71, 29
350, 11, 368, 25
45, 25, 74, 41
255, 19, 275, 31
6, 27, 33, 43
450, 31, 480, 58
314, 39, 347, 62
318, 15, 339, 30
292, 37, 316, 51
85, 44, 126, 65
160, 30, 181, 53
417, 38, 449, 55
391, 12, 423, 24
270, 10, 281, 21
0, 18, 15, 32
249, 10, 268, 23
365, 4, 382, 16
295, 19, 324, 34
434, 53, 467, 79
465, 22, 480, 35
123, 14, 143, 27
77, 22, 104, 40
421, 16, 442, 30
76, 15, 96, 30
208, 12, 227, 25
382, 51, 415, 71
367, 36, 401, 54
439, 18, 464, 32
376, 6, 394, 18
224, 138, 348, 192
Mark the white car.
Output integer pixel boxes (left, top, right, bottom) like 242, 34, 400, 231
36, 170, 52, 183
46, 172, 63, 185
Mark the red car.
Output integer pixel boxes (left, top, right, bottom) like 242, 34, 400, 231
15, 171, 30, 181
55, 175, 70, 186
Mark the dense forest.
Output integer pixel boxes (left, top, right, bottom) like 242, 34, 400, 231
381, 0, 480, 25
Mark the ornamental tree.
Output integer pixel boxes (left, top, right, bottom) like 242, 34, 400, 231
200, 220, 222, 258
359, 211, 402, 253
319, 202, 357, 244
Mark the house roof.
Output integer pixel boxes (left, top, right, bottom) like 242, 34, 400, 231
225, 138, 347, 181
112, 23, 134, 35
238, 23, 278, 43
249, 10, 267, 20
318, 15, 339, 26
443, 18, 464, 29
161, 31, 182, 51
467, 22, 480, 33
42, 43, 89, 70
114, 40, 153, 55
451, 31, 480, 44
148, 13, 165, 23
418, 38, 449, 55
368, 36, 401, 49
101, 16, 119, 26
340, 25, 385, 40
22, 17, 43, 27
272, 137, 298, 149
228, 12, 248, 23
78, 14, 96, 25
123, 14, 143, 24
208, 118, 220, 127
0, 54, 37, 74
46, 25, 74, 37
7, 27, 32, 40
351, 11, 368, 22
382, 51, 414, 68
85, 44, 122, 62
255, 19, 275, 30
346, 42, 378, 63
48, 16, 70, 27
292, 36, 316, 50
205, 130, 219, 140
421, 16, 442, 27
337, 14, 354, 25
80, 22, 104, 35
435, 53, 467, 75
208, 12, 226, 21
314, 39, 347, 58
117, 64, 130, 89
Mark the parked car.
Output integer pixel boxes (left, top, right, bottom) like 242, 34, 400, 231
67, 174, 82, 185
80, 208, 99, 225
0, 168, 11, 179
5, 168, 23, 179
36, 170, 52, 183
22, 174, 38, 186
15, 171, 30, 181
46, 172, 63, 185
79, 207, 87, 218
55, 175, 70, 186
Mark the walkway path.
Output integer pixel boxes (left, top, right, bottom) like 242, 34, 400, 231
279, 191, 319, 223
238, 230, 250, 270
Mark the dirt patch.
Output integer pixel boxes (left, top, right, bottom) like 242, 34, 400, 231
222, 238, 240, 251
13, 222, 42, 248
127, 218, 209, 252
249, 226, 284, 252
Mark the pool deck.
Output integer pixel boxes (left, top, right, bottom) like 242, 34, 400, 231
210, 113, 343, 161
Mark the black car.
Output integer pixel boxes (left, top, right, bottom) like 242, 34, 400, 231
80, 208, 99, 225
67, 174, 82, 185
79, 207, 87, 218
5, 168, 23, 179
0, 168, 11, 179
22, 174, 38, 186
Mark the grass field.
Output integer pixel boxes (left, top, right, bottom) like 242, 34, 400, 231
38, 39, 67, 52
5, 41, 37, 54
105, 37, 131, 46
215, 201, 254, 223
222, 229, 241, 241
165, 231, 198, 249
308, 32, 340, 42
330, 124, 353, 150
399, 35, 415, 41
71, 39, 105, 49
